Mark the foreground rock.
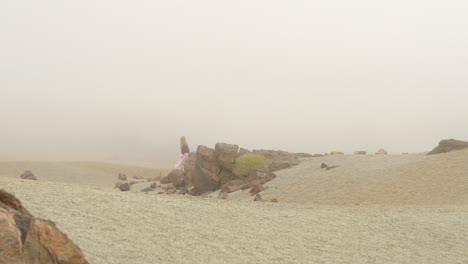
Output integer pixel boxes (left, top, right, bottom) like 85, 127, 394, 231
20, 170, 37, 180
0, 189, 89, 264
427, 139, 468, 155
192, 146, 221, 195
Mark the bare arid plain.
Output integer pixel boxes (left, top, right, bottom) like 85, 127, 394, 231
1, 149, 468, 264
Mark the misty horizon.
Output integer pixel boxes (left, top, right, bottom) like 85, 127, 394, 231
1, 0, 468, 163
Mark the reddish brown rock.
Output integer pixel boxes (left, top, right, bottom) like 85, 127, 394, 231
428, 139, 468, 155
0, 190, 89, 264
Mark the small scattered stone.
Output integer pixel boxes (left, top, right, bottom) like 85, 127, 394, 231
270, 198, 279, 203
119, 183, 130, 191
321, 163, 328, 169
254, 194, 263, 202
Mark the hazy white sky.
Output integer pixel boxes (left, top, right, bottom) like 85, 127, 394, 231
1, 0, 467, 162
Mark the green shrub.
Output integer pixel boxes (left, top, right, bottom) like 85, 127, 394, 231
233, 154, 271, 177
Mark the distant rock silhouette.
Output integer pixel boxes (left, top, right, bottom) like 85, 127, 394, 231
376, 149, 388, 155
428, 139, 468, 155
354, 151, 367, 155
20, 170, 37, 180
0, 190, 89, 264
118, 173, 127, 181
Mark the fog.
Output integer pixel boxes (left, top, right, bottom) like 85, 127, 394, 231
1, 0, 468, 163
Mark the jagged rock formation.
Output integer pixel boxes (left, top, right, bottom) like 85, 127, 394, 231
0, 190, 89, 264
428, 139, 468, 155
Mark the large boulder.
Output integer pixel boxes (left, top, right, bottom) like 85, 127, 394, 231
183, 152, 197, 172
167, 169, 186, 188
0, 190, 89, 264
238, 148, 251, 157
20, 170, 37, 181
215, 143, 239, 186
192, 146, 221, 194
428, 139, 468, 155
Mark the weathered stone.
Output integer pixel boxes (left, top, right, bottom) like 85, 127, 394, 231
321, 163, 328, 169
160, 176, 170, 184
376, 149, 388, 155
428, 139, 468, 155
270, 198, 279, 203
215, 143, 239, 170
192, 146, 221, 194
20, 170, 37, 181
0, 190, 89, 264
118, 173, 127, 181
167, 169, 186, 188
183, 152, 197, 172
119, 183, 130, 191
253, 194, 263, 202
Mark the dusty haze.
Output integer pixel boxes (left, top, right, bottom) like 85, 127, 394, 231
1, 0, 468, 163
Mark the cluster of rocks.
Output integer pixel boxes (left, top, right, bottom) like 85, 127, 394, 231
0, 189, 89, 263
114, 143, 306, 200
427, 139, 468, 155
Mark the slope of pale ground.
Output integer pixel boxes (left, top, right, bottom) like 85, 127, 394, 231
0, 161, 171, 188
1, 177, 467, 264
228, 149, 468, 206
1, 151, 467, 263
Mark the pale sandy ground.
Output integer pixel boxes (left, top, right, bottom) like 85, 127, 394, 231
1, 150, 468, 264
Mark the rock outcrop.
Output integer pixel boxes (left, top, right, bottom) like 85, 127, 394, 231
215, 143, 239, 186
0, 190, 89, 264
192, 146, 221, 194
427, 139, 468, 155
330, 152, 344, 155
20, 170, 37, 181
167, 143, 302, 196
